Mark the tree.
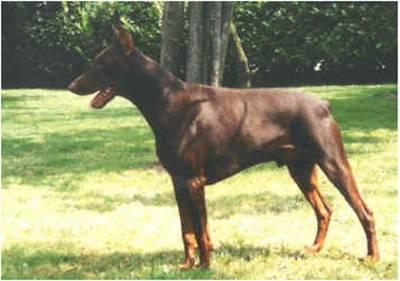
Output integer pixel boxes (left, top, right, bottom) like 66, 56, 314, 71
162, 2, 236, 86
4, 2, 395, 88
208, 2, 222, 86
186, 2, 235, 86
219, 2, 234, 85
160, 2, 184, 76
186, 2, 204, 83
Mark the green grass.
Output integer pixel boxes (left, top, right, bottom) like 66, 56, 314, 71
1, 84, 397, 279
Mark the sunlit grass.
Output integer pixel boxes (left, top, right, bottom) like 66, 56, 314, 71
1, 84, 397, 279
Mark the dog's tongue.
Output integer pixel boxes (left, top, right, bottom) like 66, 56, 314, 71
90, 87, 115, 109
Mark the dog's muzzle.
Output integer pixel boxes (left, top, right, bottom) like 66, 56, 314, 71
90, 86, 116, 109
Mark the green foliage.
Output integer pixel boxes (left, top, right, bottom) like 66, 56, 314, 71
2, 2, 161, 87
2, 2, 397, 87
1, 85, 398, 279
233, 2, 397, 86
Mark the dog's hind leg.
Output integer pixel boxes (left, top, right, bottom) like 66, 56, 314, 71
316, 120, 379, 260
288, 162, 332, 253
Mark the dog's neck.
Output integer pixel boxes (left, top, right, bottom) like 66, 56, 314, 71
120, 49, 186, 133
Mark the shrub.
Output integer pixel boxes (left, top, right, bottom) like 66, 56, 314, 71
1, 2, 396, 87
233, 2, 397, 86
2, 2, 161, 87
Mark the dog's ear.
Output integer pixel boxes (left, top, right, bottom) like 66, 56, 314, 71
112, 25, 134, 55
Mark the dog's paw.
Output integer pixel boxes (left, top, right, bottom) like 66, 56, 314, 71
177, 258, 195, 270
359, 254, 380, 263
195, 262, 210, 270
304, 244, 322, 254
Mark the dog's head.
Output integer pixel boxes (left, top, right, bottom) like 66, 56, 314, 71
68, 25, 135, 109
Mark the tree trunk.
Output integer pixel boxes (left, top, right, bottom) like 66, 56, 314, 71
160, 2, 184, 76
201, 3, 210, 84
230, 22, 251, 88
186, 2, 236, 86
219, 2, 234, 85
186, 2, 204, 83
208, 2, 222, 86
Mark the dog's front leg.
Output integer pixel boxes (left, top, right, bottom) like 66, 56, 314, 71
172, 177, 197, 269
187, 176, 211, 269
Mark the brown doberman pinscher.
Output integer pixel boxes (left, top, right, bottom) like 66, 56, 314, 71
68, 25, 379, 269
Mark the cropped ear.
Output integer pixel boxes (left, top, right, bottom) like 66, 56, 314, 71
112, 25, 134, 55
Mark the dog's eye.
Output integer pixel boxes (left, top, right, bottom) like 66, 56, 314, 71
94, 64, 103, 71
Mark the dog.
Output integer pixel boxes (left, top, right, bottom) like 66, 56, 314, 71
68, 25, 379, 269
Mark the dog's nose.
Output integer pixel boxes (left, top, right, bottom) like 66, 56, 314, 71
68, 81, 77, 93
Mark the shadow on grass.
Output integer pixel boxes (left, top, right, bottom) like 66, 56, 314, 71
0, 243, 315, 279
60, 186, 331, 218
2, 94, 44, 110
323, 88, 397, 131
215, 243, 358, 262
2, 125, 156, 188
73, 107, 137, 121
208, 190, 328, 219
1, 244, 233, 279
4, 242, 394, 280
68, 191, 176, 213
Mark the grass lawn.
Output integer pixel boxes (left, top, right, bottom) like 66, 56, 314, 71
1, 84, 398, 279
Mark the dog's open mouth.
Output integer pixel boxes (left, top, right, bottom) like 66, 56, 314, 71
90, 86, 115, 109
